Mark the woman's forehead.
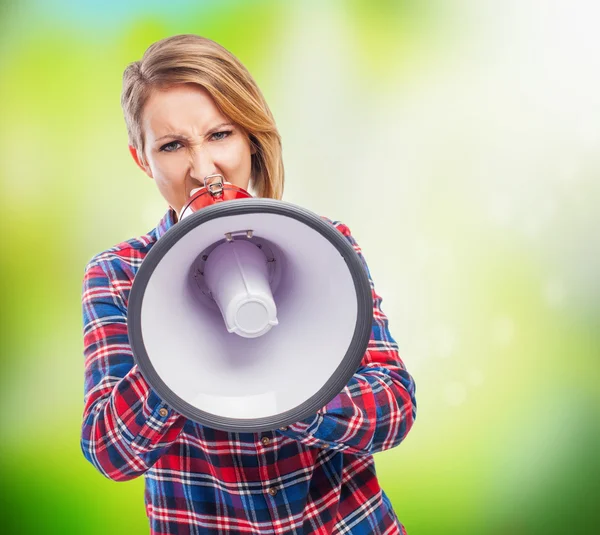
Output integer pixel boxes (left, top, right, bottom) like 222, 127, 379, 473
143, 85, 229, 136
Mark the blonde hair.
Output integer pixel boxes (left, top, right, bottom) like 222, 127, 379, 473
121, 34, 284, 199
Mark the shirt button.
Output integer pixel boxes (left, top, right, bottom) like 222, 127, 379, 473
158, 408, 168, 417
267, 487, 278, 496
320, 443, 329, 449
261, 437, 271, 446
279, 426, 288, 431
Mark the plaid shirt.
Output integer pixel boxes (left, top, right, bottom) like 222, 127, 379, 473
81, 208, 417, 535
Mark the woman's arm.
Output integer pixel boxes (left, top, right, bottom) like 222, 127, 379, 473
279, 222, 417, 456
81, 256, 187, 481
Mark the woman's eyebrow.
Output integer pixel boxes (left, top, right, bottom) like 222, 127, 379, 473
204, 122, 234, 135
155, 123, 233, 143
155, 133, 190, 143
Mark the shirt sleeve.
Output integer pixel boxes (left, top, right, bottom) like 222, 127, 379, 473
80, 257, 187, 481
279, 222, 417, 456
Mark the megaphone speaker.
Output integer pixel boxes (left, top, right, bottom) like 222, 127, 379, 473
128, 182, 373, 433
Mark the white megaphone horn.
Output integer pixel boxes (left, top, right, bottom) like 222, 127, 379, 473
127, 174, 373, 432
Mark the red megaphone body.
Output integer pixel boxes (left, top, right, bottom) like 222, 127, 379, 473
179, 174, 252, 220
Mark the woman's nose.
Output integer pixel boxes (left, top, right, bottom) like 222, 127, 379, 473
189, 146, 218, 181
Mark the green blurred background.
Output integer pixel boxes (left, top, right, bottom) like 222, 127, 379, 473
1, 0, 598, 533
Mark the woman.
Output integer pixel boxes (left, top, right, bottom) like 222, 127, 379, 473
81, 34, 417, 535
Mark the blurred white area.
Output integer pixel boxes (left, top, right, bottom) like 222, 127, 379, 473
268, 0, 600, 368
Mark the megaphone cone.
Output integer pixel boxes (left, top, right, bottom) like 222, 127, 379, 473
127, 183, 372, 433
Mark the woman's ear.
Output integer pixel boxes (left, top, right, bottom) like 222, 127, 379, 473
129, 145, 153, 178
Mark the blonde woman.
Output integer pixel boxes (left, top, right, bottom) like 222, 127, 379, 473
81, 34, 417, 535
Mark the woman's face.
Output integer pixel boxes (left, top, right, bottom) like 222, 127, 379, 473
133, 83, 254, 217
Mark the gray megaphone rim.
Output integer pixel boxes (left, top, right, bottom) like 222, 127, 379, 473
127, 198, 373, 433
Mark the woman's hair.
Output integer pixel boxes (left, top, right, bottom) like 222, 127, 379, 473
121, 34, 284, 199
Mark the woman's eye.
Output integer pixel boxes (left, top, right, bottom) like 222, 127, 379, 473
211, 130, 232, 141
160, 141, 182, 152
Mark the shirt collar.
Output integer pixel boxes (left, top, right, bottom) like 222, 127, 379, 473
155, 207, 177, 240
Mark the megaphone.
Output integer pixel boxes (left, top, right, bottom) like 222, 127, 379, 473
127, 174, 373, 433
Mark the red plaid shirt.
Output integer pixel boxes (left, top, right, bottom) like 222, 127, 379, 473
81, 209, 416, 534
